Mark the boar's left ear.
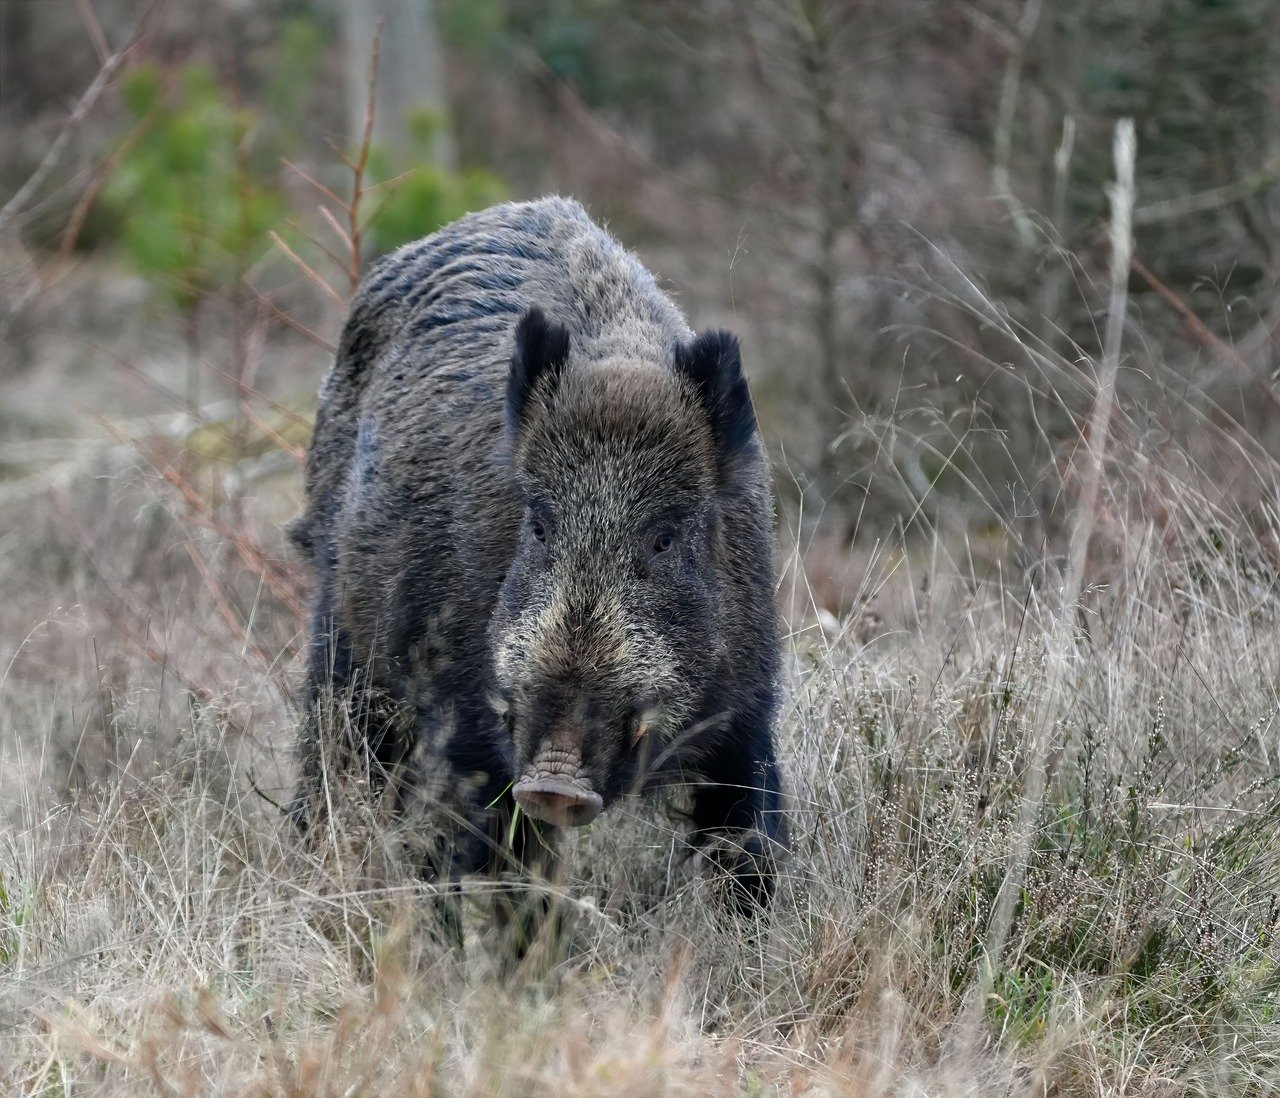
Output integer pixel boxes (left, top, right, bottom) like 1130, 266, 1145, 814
673, 330, 758, 475
507, 306, 571, 437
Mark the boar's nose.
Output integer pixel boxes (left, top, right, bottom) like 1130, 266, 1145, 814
513, 777, 603, 827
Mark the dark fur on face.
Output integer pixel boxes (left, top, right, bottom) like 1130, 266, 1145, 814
493, 310, 754, 805
291, 198, 785, 909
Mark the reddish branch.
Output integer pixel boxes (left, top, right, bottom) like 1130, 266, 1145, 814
1131, 255, 1280, 411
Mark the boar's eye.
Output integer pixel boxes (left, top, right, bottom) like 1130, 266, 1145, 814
651, 531, 674, 556
530, 519, 547, 543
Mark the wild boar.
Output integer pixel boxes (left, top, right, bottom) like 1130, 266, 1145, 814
290, 197, 783, 909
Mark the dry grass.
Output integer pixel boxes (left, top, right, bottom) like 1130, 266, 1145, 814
3, 382, 1279, 1095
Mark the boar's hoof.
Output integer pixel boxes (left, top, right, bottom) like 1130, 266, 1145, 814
513, 777, 603, 828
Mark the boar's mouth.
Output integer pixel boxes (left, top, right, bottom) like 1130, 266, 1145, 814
512, 745, 602, 827
513, 775, 603, 827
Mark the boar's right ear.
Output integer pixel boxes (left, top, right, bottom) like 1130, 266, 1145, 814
507, 306, 571, 437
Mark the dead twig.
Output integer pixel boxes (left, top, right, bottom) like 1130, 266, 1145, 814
1131, 255, 1280, 411
244, 285, 337, 354
181, 541, 279, 668
1133, 160, 1280, 226
1068, 118, 1135, 598
92, 416, 307, 619
990, 0, 1042, 249
316, 204, 354, 253
255, 19, 386, 349
346, 18, 383, 295
281, 159, 347, 210
207, 363, 314, 431
238, 401, 306, 463
246, 768, 285, 811
967, 119, 1138, 1036
48, 493, 218, 703
0, 4, 154, 236
282, 218, 351, 280
268, 231, 345, 310
56, 110, 158, 266
76, 0, 111, 64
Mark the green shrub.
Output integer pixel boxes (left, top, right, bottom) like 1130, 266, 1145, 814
364, 108, 507, 256
105, 62, 285, 311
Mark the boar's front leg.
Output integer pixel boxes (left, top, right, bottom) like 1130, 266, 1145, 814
691, 724, 785, 913
484, 795, 566, 976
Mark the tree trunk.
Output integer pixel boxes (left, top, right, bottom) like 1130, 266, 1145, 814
339, 0, 456, 169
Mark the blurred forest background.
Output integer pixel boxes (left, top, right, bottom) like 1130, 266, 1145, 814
4, 0, 1277, 577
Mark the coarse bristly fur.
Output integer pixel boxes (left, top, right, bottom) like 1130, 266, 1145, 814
290, 196, 784, 908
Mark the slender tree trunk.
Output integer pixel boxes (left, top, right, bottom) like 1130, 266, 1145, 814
794, 0, 845, 505
340, 0, 456, 170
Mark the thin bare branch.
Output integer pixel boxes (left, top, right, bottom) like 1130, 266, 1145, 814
57, 110, 157, 265
269, 231, 346, 309
283, 219, 350, 277
1132, 255, 1280, 411
1134, 160, 1280, 226
245, 284, 338, 354
317, 205, 354, 252
361, 167, 417, 196
238, 401, 305, 463
282, 159, 347, 211
1068, 117, 1136, 599
0, 55, 124, 236
76, 0, 110, 64
991, 0, 1041, 249
0, 2, 157, 236
346, 18, 384, 295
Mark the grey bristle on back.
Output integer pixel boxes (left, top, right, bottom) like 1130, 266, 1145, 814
297, 197, 694, 559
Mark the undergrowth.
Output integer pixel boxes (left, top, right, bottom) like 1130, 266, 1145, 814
2, 455, 1279, 1093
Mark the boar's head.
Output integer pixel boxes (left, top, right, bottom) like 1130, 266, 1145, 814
489, 307, 760, 828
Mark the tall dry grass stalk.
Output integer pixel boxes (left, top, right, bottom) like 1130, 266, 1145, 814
965, 118, 1139, 1031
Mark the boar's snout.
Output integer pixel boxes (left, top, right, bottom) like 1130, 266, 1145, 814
513, 776, 603, 827
511, 730, 604, 827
